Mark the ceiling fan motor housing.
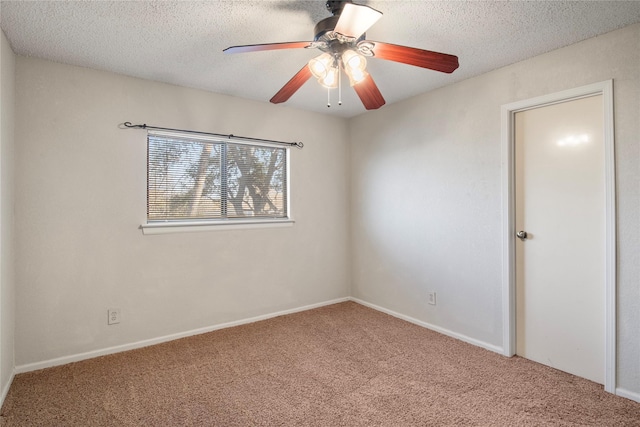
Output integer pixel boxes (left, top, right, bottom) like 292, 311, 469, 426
314, 1, 366, 51
318, 0, 362, 41
326, 0, 352, 15
314, 15, 366, 55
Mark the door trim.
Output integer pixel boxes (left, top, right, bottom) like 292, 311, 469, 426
500, 80, 616, 393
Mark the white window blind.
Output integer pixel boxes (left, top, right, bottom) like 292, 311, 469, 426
147, 131, 288, 222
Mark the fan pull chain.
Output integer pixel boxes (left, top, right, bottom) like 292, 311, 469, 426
338, 62, 342, 106
327, 87, 331, 108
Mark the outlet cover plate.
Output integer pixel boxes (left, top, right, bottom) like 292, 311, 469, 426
427, 292, 436, 305
108, 308, 121, 325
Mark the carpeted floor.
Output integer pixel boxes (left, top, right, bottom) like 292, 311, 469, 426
1, 301, 639, 426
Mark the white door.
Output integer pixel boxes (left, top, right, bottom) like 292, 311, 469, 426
515, 95, 605, 384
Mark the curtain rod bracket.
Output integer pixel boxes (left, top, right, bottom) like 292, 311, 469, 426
122, 122, 146, 129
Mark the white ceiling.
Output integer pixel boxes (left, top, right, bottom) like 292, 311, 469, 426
2, 1, 640, 118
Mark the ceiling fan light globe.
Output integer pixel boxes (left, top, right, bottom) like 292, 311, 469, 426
308, 52, 334, 79
318, 67, 339, 88
345, 67, 368, 86
342, 49, 367, 72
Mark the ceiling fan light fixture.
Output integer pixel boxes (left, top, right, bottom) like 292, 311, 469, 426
345, 67, 368, 86
342, 49, 366, 71
342, 49, 367, 86
318, 66, 339, 88
308, 52, 335, 79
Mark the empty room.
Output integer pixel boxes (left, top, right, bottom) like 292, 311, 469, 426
0, 1, 639, 425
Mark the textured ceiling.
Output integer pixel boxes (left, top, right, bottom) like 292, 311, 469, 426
2, 1, 640, 118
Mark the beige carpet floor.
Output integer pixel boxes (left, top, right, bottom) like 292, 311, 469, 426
1, 301, 639, 426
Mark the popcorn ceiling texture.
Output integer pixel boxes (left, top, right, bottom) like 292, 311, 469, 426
1, 0, 640, 117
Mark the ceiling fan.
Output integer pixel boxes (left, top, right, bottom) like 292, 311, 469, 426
223, 0, 459, 110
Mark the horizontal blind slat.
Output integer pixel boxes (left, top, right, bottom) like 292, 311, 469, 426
147, 133, 288, 222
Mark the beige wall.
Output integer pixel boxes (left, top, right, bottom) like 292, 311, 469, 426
14, 58, 351, 366
349, 23, 640, 397
5, 22, 639, 401
0, 30, 16, 399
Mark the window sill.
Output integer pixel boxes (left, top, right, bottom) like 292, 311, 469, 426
140, 219, 295, 235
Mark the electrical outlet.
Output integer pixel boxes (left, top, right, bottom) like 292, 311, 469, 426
108, 308, 121, 325
427, 292, 437, 306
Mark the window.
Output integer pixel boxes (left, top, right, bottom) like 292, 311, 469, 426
147, 130, 289, 226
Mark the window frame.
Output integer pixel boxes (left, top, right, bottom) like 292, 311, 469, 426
141, 130, 293, 235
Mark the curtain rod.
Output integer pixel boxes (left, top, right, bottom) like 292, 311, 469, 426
121, 122, 304, 149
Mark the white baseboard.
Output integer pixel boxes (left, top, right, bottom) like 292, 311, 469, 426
350, 299, 640, 401
15, 297, 350, 374
0, 369, 15, 408
350, 297, 504, 355
10, 296, 639, 404
616, 387, 640, 403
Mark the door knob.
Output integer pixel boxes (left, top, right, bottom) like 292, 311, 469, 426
516, 230, 528, 241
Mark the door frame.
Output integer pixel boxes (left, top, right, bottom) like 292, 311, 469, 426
500, 80, 616, 393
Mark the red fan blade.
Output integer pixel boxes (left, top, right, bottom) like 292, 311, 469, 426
270, 65, 313, 104
223, 41, 313, 54
334, 3, 382, 39
352, 74, 386, 110
368, 41, 459, 73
